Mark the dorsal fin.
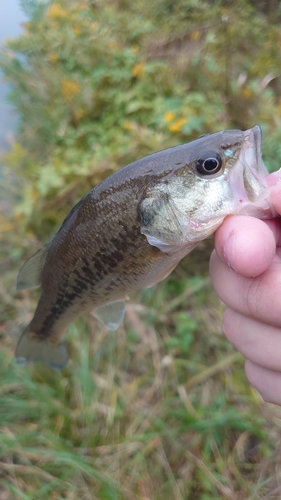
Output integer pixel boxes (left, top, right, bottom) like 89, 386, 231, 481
17, 244, 49, 290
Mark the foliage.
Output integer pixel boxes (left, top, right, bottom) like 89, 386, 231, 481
1, 0, 281, 247
1, 0, 281, 498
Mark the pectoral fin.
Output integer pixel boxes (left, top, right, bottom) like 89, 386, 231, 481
146, 259, 180, 288
17, 244, 49, 290
92, 300, 126, 331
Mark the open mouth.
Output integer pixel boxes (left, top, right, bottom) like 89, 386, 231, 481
232, 125, 276, 219
241, 125, 268, 202
252, 124, 262, 161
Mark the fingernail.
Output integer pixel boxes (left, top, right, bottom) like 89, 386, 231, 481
223, 233, 236, 269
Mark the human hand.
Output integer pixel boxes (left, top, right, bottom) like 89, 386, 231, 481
209, 172, 281, 405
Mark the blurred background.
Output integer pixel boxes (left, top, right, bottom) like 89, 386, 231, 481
0, 0, 27, 153
1, 1, 281, 498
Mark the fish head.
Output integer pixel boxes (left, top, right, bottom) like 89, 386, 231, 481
139, 125, 275, 253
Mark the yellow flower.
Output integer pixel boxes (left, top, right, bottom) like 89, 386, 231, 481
72, 107, 85, 123
47, 4, 67, 18
108, 40, 120, 52
242, 87, 252, 99
49, 52, 58, 63
190, 30, 201, 41
0, 215, 13, 234
73, 4, 86, 11
132, 63, 145, 78
14, 213, 24, 223
163, 111, 175, 123
123, 121, 134, 131
73, 26, 81, 36
23, 22, 31, 31
168, 118, 187, 132
32, 190, 39, 200
61, 80, 81, 100
220, 7, 228, 14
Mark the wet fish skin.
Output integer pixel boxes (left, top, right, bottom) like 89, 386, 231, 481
15, 126, 273, 369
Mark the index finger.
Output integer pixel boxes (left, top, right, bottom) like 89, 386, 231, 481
209, 249, 281, 328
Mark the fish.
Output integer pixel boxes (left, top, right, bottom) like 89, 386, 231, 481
15, 125, 275, 369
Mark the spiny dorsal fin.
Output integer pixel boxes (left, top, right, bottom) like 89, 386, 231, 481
17, 244, 49, 290
92, 300, 126, 331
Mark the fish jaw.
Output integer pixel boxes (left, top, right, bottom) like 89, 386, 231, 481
229, 125, 276, 218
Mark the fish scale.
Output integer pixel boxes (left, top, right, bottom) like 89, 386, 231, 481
15, 125, 275, 369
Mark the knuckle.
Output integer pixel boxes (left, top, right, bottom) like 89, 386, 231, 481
243, 275, 263, 319
223, 308, 237, 345
244, 360, 258, 388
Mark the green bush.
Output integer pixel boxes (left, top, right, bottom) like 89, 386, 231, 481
1, 0, 281, 252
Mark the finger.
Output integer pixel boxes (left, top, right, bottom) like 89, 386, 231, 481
214, 215, 277, 277
209, 248, 281, 328
267, 169, 281, 216
270, 183, 281, 217
245, 360, 281, 406
223, 308, 281, 371
266, 169, 281, 187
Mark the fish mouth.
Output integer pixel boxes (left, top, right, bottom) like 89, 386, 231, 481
232, 125, 274, 217
241, 125, 268, 201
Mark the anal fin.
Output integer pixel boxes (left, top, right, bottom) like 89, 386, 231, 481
92, 300, 126, 331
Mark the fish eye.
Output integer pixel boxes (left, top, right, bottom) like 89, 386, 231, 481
196, 151, 223, 176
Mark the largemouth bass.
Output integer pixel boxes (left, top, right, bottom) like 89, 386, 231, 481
16, 125, 274, 369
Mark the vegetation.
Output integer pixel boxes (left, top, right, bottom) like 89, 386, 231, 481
1, 0, 281, 498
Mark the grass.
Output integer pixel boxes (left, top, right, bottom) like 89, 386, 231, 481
1, 240, 281, 499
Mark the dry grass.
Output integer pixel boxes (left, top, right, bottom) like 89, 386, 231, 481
1, 240, 281, 499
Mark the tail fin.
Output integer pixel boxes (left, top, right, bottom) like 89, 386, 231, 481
15, 326, 69, 370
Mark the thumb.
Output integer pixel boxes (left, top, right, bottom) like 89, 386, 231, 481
214, 215, 276, 277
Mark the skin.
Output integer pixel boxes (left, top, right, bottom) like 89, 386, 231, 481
210, 170, 281, 405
